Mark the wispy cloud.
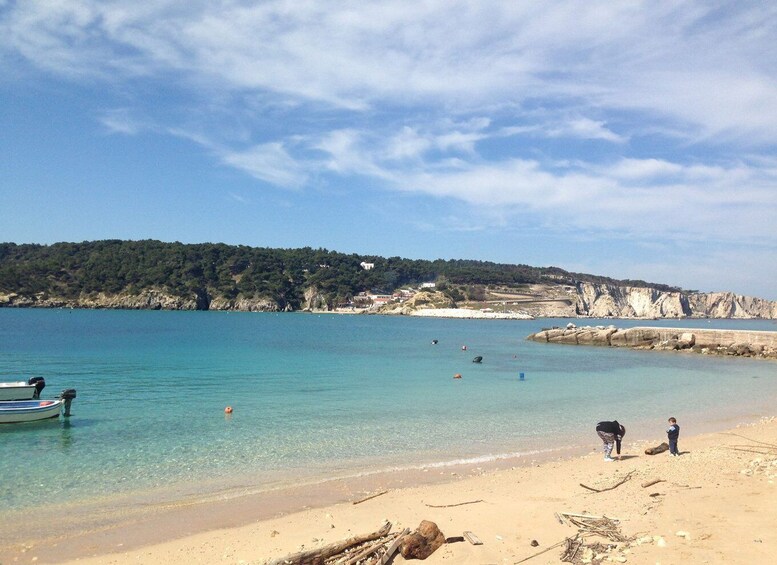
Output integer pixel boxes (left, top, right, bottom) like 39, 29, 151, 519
221, 143, 307, 189
100, 108, 146, 135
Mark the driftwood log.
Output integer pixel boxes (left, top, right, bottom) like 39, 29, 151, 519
400, 520, 446, 560
266, 522, 391, 565
645, 442, 669, 455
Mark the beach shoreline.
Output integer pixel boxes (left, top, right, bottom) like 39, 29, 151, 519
5, 415, 777, 565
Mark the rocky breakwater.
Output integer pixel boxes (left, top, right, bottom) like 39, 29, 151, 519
527, 324, 777, 360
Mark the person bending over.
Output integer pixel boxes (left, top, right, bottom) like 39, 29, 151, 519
596, 420, 626, 461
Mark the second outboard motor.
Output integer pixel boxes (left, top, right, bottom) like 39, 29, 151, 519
472, 356, 483, 364
59, 388, 77, 417
28, 376, 46, 399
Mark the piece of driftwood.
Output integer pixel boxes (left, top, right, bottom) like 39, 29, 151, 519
266, 522, 391, 565
641, 478, 665, 488
554, 512, 565, 525
376, 528, 410, 565
462, 531, 483, 545
580, 471, 635, 493
400, 520, 446, 560
645, 442, 669, 455
352, 490, 388, 505
424, 499, 483, 508
445, 536, 465, 543
339, 533, 398, 565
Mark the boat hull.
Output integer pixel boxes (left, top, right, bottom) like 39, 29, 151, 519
0, 400, 63, 424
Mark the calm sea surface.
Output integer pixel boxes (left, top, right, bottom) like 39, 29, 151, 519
1, 309, 776, 516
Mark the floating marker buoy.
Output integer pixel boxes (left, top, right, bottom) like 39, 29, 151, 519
461, 345, 467, 351
519, 372, 525, 381
454, 373, 462, 379
431, 339, 438, 345
225, 406, 233, 414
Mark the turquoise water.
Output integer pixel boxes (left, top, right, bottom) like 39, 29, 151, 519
1, 309, 776, 515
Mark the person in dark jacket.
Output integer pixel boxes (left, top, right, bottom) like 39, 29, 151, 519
596, 420, 626, 461
666, 417, 680, 456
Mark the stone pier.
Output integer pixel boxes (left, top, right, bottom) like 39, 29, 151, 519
526, 325, 777, 360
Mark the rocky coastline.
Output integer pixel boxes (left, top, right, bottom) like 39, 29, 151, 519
2, 280, 776, 319
527, 324, 777, 360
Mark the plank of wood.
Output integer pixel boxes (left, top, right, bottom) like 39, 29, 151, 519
462, 531, 483, 545
377, 528, 410, 564
641, 478, 665, 488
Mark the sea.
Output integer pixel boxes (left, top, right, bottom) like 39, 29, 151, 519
1, 309, 776, 536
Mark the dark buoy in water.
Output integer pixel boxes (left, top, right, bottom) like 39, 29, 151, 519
472, 356, 483, 363
431, 339, 438, 345
519, 372, 525, 381
461, 345, 467, 351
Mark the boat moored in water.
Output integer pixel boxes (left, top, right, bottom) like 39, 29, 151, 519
0, 377, 46, 401
0, 388, 77, 424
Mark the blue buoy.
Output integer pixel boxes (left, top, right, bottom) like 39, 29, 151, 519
519, 372, 525, 380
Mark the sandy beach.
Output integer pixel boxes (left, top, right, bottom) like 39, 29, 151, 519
6, 415, 775, 565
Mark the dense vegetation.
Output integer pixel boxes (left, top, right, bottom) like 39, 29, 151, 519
0, 240, 682, 310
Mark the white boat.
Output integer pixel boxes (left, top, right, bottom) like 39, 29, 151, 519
0, 377, 46, 401
0, 399, 64, 423
0, 388, 77, 424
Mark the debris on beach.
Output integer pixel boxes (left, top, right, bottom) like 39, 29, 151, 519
644, 442, 669, 455
263, 520, 450, 565
550, 513, 635, 565
579, 471, 635, 493
399, 520, 446, 560
264, 522, 400, 565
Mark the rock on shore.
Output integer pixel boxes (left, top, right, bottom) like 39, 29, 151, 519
527, 325, 777, 359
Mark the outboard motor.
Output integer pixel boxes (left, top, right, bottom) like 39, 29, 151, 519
59, 388, 77, 417
28, 376, 46, 399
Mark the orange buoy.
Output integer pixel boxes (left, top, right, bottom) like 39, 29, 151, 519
454, 373, 462, 379
224, 406, 233, 414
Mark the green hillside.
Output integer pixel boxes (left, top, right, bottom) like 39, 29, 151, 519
0, 240, 681, 310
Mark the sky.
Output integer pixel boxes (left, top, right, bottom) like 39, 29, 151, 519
1, 1, 776, 300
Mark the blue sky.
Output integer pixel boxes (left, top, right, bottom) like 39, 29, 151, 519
2, 1, 776, 299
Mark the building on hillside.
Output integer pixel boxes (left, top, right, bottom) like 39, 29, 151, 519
420, 282, 436, 288
360, 262, 375, 270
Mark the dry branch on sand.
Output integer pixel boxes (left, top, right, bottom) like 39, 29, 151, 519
424, 499, 484, 508
580, 471, 635, 493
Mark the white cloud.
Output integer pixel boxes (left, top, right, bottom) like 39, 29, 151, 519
547, 118, 626, 143
221, 143, 307, 188
100, 108, 145, 135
